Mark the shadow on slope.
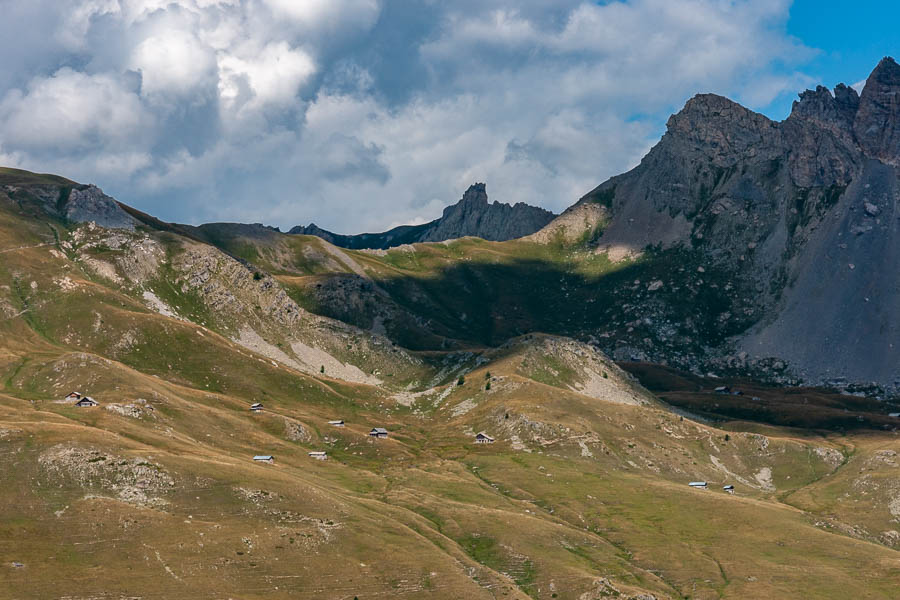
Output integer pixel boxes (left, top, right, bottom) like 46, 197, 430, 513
623, 362, 900, 432
363, 245, 754, 354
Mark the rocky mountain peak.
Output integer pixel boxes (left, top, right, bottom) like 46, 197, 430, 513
854, 56, 900, 164
289, 182, 555, 249
456, 182, 488, 207
789, 84, 859, 132
833, 82, 862, 111
423, 182, 555, 242
666, 93, 750, 131
444, 182, 488, 219
664, 93, 778, 167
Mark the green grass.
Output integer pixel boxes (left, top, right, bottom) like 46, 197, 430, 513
2, 167, 900, 599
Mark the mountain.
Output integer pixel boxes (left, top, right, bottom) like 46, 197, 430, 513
3, 167, 900, 599
289, 183, 556, 249
5, 59, 900, 599
539, 56, 900, 388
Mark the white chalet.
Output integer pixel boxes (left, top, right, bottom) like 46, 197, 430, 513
475, 432, 495, 444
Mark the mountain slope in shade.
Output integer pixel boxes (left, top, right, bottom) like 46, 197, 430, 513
290, 183, 556, 249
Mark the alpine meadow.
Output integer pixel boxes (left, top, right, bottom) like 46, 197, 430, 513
2, 2, 900, 599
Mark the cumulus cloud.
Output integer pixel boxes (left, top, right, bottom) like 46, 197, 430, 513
218, 41, 316, 112
0, 0, 820, 232
0, 68, 152, 155
130, 29, 218, 100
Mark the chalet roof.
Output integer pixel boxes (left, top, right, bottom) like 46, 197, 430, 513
370, 427, 388, 434
476, 432, 494, 440
308, 451, 327, 456
688, 481, 708, 487
253, 455, 274, 460
328, 419, 344, 424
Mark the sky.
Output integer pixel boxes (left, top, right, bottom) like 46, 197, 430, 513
0, 0, 897, 233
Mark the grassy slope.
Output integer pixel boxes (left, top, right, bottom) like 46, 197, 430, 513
1, 175, 899, 598
200, 224, 754, 363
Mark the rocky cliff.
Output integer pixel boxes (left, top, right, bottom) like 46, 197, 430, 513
555, 56, 900, 387
290, 183, 555, 249
0, 168, 137, 231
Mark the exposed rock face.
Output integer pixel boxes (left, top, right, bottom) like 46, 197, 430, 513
418, 183, 555, 242
65, 185, 137, 231
854, 57, 900, 165
290, 183, 555, 249
552, 56, 900, 387
0, 174, 137, 230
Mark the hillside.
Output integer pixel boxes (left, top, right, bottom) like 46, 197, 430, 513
289, 183, 556, 249
5, 56, 900, 597
161, 59, 900, 395
190, 62, 900, 393
2, 163, 900, 599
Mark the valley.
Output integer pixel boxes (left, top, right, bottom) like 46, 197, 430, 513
1, 160, 899, 599
3, 56, 900, 599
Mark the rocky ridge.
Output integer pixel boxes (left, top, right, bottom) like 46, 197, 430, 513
552, 57, 900, 388
290, 183, 555, 249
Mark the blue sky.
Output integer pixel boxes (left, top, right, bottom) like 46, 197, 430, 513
772, 0, 900, 118
0, 1, 895, 233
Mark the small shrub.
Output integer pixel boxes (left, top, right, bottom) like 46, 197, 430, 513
320, 365, 325, 374
485, 371, 491, 379
253, 271, 263, 281
485, 382, 491, 391
457, 376, 465, 386
724, 433, 730, 442
602, 371, 608, 378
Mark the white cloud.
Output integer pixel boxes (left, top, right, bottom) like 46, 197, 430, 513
130, 29, 218, 99
262, 0, 380, 31
56, 0, 120, 49
0, 0, 821, 233
0, 68, 152, 154
217, 41, 316, 112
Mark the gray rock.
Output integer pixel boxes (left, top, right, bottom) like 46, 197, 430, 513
65, 185, 137, 231
854, 57, 900, 166
290, 183, 555, 249
554, 55, 900, 388
420, 183, 556, 243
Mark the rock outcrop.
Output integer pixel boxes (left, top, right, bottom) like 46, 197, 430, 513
418, 183, 556, 242
290, 183, 555, 249
64, 185, 138, 231
854, 57, 900, 165
555, 56, 900, 387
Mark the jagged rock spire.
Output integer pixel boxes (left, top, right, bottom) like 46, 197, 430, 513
854, 56, 900, 164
